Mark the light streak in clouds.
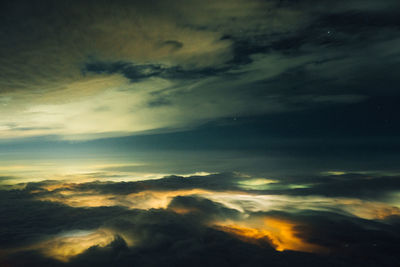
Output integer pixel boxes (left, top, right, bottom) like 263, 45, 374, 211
36, 189, 213, 209
32, 181, 400, 220
206, 193, 400, 220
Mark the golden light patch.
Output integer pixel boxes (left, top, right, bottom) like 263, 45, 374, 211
214, 224, 276, 246
36, 229, 116, 262
169, 207, 198, 214
124, 189, 212, 209
0, 229, 124, 263
37, 192, 120, 208
335, 199, 400, 220
261, 217, 324, 252
214, 218, 325, 253
40, 183, 78, 192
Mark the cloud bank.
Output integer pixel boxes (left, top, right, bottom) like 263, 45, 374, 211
1, 172, 400, 266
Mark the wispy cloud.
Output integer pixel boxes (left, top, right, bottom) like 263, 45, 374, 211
1, 0, 398, 139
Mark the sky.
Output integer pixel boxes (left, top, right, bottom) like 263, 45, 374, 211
0, 0, 400, 266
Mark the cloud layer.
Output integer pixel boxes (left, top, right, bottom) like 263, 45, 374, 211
1, 172, 400, 266
1, 0, 399, 139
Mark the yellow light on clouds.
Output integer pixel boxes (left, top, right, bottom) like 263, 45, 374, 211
214, 217, 325, 253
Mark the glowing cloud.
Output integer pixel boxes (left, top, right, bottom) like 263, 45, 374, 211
37, 229, 117, 262
36, 189, 213, 209
214, 217, 325, 253
0, 229, 126, 263
33, 180, 400, 220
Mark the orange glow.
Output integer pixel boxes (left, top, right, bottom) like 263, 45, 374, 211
168, 206, 198, 214
215, 224, 276, 246
214, 217, 325, 253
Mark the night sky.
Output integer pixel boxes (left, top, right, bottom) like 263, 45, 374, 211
1, 0, 400, 266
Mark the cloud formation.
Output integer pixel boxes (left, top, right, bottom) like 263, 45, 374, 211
1, 0, 399, 139
1, 1, 400, 266
1, 172, 400, 266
